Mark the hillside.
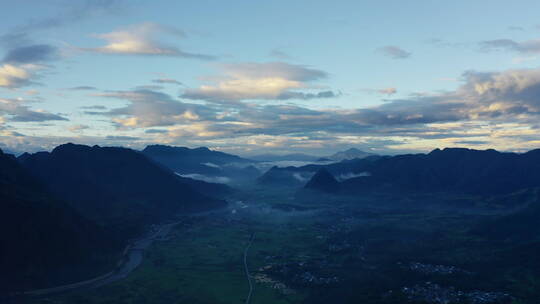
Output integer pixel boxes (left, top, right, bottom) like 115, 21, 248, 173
0, 149, 117, 293
472, 188, 540, 241
142, 145, 259, 183
304, 168, 340, 193
19, 143, 226, 239
341, 148, 540, 195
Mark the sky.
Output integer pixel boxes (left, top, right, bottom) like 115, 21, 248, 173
1, 0, 540, 156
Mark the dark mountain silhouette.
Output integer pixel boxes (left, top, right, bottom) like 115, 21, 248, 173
19, 143, 226, 239
341, 148, 540, 195
142, 145, 250, 174
304, 168, 340, 193
142, 145, 259, 182
0, 149, 117, 293
257, 156, 380, 187
261, 148, 540, 197
175, 174, 232, 196
257, 166, 314, 187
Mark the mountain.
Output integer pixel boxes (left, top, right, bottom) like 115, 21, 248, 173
257, 156, 380, 187
141, 145, 259, 183
341, 148, 540, 195
304, 168, 340, 193
142, 145, 251, 173
257, 166, 314, 187
175, 174, 233, 196
19, 143, 226, 239
325, 148, 375, 161
248, 153, 321, 162
0, 149, 117, 293
259, 148, 540, 197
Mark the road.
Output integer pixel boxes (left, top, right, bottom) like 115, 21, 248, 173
243, 232, 255, 304
21, 207, 230, 298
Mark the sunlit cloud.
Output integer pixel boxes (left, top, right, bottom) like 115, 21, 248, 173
93, 89, 215, 128
181, 62, 338, 102
0, 63, 42, 88
84, 22, 215, 60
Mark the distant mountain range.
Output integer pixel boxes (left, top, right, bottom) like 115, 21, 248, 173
324, 148, 375, 161
257, 156, 380, 187
142, 145, 260, 183
248, 148, 376, 163
258, 148, 540, 197
299, 148, 540, 196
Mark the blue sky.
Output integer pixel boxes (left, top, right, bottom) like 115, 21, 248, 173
1, 0, 540, 155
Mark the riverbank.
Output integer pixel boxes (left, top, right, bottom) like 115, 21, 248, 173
19, 206, 230, 299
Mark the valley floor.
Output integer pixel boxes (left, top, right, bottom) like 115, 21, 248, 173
21, 187, 540, 304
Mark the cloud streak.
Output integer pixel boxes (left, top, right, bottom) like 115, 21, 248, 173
480, 38, 540, 53
377, 46, 411, 59
0, 98, 67, 122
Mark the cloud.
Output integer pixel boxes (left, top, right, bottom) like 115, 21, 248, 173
181, 62, 336, 102
508, 26, 525, 31
133, 85, 164, 90
480, 38, 540, 53
336, 172, 370, 181
277, 90, 340, 100
81, 105, 107, 110
454, 140, 490, 145
12, 0, 125, 32
3, 44, 59, 63
176, 173, 231, 184
378, 87, 397, 95
68, 86, 98, 91
0, 63, 42, 88
202, 162, 220, 168
85, 22, 215, 60
82, 66, 540, 154
93, 89, 216, 128
105, 135, 140, 141
293, 172, 314, 182
145, 129, 168, 134
0, 33, 32, 49
152, 78, 183, 85
0, 98, 67, 122
269, 49, 292, 59
377, 46, 411, 59
68, 124, 90, 132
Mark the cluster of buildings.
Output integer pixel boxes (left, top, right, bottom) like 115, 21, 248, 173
396, 282, 512, 304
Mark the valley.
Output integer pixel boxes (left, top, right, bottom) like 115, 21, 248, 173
21, 186, 539, 304
4, 145, 540, 304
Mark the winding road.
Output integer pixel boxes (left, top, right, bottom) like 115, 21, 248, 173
243, 232, 255, 304
21, 207, 229, 298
